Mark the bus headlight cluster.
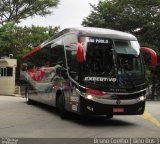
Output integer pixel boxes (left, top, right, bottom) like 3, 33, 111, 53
139, 96, 145, 101
86, 94, 93, 100
78, 91, 94, 100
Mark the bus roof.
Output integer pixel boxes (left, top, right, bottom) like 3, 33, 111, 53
48, 27, 137, 43
67, 27, 136, 40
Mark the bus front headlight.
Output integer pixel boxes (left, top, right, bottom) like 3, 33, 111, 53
86, 95, 93, 100
139, 96, 145, 101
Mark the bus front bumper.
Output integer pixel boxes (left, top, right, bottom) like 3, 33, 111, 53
80, 96, 145, 115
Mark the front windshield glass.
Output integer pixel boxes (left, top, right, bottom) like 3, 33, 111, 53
82, 37, 145, 88
117, 54, 142, 73
115, 40, 145, 86
114, 40, 140, 56
83, 37, 116, 88
85, 39, 114, 76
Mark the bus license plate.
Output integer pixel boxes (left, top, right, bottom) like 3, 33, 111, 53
113, 108, 124, 113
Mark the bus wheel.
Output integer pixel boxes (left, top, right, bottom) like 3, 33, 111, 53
106, 115, 113, 119
57, 94, 67, 119
155, 84, 160, 96
25, 90, 33, 105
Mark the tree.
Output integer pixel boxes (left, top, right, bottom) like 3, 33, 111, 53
0, 22, 60, 59
82, 0, 160, 50
0, 21, 16, 56
0, 0, 59, 25
15, 25, 60, 59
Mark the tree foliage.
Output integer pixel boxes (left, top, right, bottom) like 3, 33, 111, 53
0, 22, 59, 59
0, 0, 59, 25
0, 22, 15, 56
82, 0, 160, 50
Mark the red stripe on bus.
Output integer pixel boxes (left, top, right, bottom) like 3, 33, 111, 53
22, 45, 41, 59
86, 88, 108, 96
71, 42, 84, 63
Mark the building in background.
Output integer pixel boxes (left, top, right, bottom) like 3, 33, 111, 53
0, 55, 17, 95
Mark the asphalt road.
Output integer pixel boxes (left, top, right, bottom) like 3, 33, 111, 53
0, 96, 160, 138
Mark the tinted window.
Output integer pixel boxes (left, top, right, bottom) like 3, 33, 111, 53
85, 39, 114, 76
23, 41, 65, 70
50, 45, 65, 67
0, 67, 13, 76
66, 45, 78, 80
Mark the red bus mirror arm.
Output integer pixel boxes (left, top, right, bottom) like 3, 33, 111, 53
71, 42, 85, 63
140, 47, 157, 68
77, 43, 85, 63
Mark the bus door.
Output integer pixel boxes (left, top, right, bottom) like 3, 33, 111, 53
65, 44, 81, 113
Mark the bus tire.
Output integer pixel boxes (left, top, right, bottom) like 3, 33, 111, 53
106, 115, 113, 119
57, 94, 67, 119
25, 90, 33, 105
155, 85, 160, 96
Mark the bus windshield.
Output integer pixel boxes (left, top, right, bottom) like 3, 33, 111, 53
85, 38, 114, 76
83, 37, 145, 88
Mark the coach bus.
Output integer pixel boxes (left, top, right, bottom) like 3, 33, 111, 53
20, 27, 157, 119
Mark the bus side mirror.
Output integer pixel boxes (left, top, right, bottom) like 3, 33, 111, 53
71, 42, 84, 63
77, 43, 84, 63
140, 47, 157, 68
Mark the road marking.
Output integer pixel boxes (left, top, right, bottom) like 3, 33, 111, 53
143, 111, 160, 128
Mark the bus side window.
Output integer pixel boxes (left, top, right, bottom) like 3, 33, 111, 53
66, 45, 78, 81
50, 41, 65, 67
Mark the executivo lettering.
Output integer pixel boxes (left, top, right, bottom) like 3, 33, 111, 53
84, 77, 117, 82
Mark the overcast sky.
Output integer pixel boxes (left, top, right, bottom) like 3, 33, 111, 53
20, 0, 99, 30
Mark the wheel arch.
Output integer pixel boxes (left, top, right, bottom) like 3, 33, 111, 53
56, 89, 64, 107
25, 87, 29, 98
